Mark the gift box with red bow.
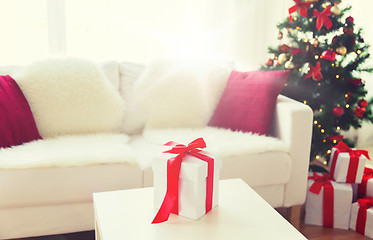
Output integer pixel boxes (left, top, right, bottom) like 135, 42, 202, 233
152, 138, 221, 223
356, 167, 373, 200
305, 172, 353, 229
328, 141, 370, 183
349, 197, 373, 238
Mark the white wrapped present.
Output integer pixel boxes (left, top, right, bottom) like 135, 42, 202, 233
349, 197, 373, 238
328, 142, 369, 183
357, 168, 373, 199
152, 140, 221, 221
305, 172, 353, 229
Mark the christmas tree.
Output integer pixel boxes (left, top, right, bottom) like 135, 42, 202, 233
262, 0, 373, 169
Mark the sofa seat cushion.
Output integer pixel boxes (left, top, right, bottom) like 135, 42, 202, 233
142, 127, 289, 159
0, 134, 136, 169
0, 163, 143, 208
132, 127, 291, 187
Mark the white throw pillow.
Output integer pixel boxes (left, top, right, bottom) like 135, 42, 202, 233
134, 59, 232, 129
15, 58, 125, 138
118, 62, 147, 134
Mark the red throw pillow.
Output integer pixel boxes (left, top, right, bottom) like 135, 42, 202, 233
208, 70, 289, 135
0, 75, 42, 148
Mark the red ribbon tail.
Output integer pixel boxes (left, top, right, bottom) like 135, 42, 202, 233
289, 5, 298, 15
152, 191, 177, 224
324, 17, 333, 30
315, 14, 323, 30
152, 156, 182, 224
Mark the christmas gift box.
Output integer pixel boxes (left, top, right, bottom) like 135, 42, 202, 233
357, 168, 373, 199
305, 172, 353, 229
349, 197, 373, 238
152, 138, 221, 223
328, 141, 369, 183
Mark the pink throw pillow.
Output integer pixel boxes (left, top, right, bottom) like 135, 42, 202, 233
208, 70, 289, 135
0, 75, 42, 148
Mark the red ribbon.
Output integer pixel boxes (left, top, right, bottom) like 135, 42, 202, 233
329, 141, 370, 183
304, 62, 323, 81
358, 168, 373, 199
152, 138, 214, 224
356, 197, 373, 234
289, 0, 311, 19
313, 6, 333, 30
308, 173, 334, 227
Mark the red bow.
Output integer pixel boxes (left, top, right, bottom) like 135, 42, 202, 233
152, 138, 214, 224
329, 141, 370, 183
313, 6, 333, 30
304, 62, 323, 81
356, 197, 373, 234
289, 0, 311, 18
358, 168, 373, 199
308, 173, 334, 227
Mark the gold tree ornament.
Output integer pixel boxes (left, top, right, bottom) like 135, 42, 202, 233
285, 61, 295, 69
330, 5, 341, 15
336, 46, 347, 55
304, 0, 319, 2
278, 53, 288, 65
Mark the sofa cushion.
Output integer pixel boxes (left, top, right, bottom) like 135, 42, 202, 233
0, 75, 42, 148
0, 134, 136, 169
208, 70, 289, 135
142, 127, 289, 160
0, 163, 142, 208
134, 59, 232, 129
15, 58, 125, 138
133, 129, 291, 188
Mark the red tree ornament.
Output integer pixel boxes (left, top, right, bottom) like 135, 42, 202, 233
321, 50, 336, 61
346, 16, 354, 24
358, 99, 369, 108
333, 106, 344, 117
354, 106, 366, 118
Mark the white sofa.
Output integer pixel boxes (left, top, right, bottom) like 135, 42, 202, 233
0, 59, 313, 239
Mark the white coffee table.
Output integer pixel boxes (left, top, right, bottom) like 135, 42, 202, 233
93, 178, 306, 240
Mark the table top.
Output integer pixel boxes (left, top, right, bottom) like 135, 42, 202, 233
93, 178, 306, 240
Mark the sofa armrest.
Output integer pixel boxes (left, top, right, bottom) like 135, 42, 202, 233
269, 95, 313, 207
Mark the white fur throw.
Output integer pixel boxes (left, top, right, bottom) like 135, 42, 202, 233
15, 58, 125, 138
143, 127, 289, 159
134, 59, 232, 129
0, 134, 136, 169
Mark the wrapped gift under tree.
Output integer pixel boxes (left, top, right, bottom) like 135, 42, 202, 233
350, 197, 373, 238
328, 141, 369, 183
305, 172, 352, 229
